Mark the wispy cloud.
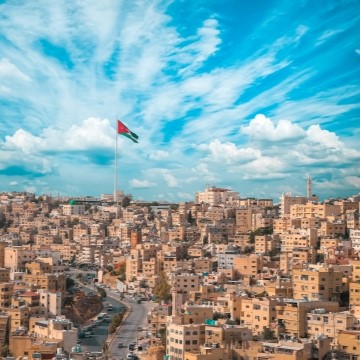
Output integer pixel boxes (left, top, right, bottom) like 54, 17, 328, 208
0, 0, 359, 199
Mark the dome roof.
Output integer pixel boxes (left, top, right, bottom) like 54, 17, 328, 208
69, 199, 77, 206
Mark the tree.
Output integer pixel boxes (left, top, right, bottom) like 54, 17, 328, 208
154, 272, 171, 303
187, 211, 195, 224
66, 277, 75, 290
108, 310, 125, 334
261, 327, 276, 340
315, 253, 325, 263
97, 287, 107, 299
0, 344, 10, 357
159, 328, 167, 345
249, 227, 273, 243
121, 196, 132, 207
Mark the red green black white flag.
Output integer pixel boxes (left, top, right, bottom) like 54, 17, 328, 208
117, 120, 139, 143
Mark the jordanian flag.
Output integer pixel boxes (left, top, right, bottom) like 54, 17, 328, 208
117, 120, 139, 143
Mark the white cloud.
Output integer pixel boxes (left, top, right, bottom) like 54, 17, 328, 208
198, 139, 260, 164
0, 58, 30, 81
345, 176, 360, 189
240, 156, 287, 180
306, 124, 342, 149
4, 117, 114, 153
356, 49, 360, 55
177, 192, 193, 200
192, 163, 217, 182
315, 29, 343, 46
129, 179, 156, 189
148, 150, 169, 161
241, 114, 305, 142
163, 172, 179, 188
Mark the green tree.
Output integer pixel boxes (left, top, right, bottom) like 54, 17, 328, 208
0, 344, 10, 357
249, 227, 273, 243
261, 327, 276, 340
154, 272, 171, 303
187, 211, 195, 224
97, 287, 107, 299
66, 277, 75, 290
159, 328, 167, 345
108, 311, 125, 334
121, 196, 132, 207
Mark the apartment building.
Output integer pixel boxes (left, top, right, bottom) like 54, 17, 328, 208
195, 186, 239, 206
172, 274, 201, 296
292, 267, 343, 301
0, 282, 14, 308
337, 330, 360, 358
166, 322, 205, 360
23, 273, 66, 293
255, 235, 278, 254
62, 203, 85, 216
306, 310, 356, 345
233, 254, 263, 278
280, 194, 311, 216
204, 323, 252, 346
290, 203, 341, 220
148, 304, 172, 345
280, 229, 317, 252
275, 299, 339, 337
319, 220, 346, 237
351, 229, 360, 251
30, 316, 78, 353
235, 207, 254, 233
273, 218, 301, 234
218, 248, 240, 269
38, 289, 62, 317
4, 246, 36, 270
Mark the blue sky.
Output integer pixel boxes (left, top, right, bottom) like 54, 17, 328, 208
0, 0, 359, 202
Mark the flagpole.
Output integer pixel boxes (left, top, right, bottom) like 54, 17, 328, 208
114, 119, 118, 204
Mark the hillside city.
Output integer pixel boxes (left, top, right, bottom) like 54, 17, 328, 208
0, 182, 360, 360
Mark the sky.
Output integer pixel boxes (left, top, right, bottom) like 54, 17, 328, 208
0, 0, 359, 202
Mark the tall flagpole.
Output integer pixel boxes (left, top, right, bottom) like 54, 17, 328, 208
114, 119, 118, 203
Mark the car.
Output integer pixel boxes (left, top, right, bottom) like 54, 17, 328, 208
126, 354, 138, 360
117, 341, 124, 348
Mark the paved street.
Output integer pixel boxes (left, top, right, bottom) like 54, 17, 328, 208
69, 269, 156, 359
107, 294, 156, 360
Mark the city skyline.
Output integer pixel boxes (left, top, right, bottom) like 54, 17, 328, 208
0, 0, 359, 201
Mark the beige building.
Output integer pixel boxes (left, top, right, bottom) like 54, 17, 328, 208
62, 203, 85, 215
23, 273, 66, 293
30, 316, 78, 353
290, 202, 341, 220
235, 207, 254, 233
255, 235, 278, 254
292, 267, 343, 301
4, 246, 36, 270
337, 330, 360, 358
38, 289, 62, 317
276, 299, 339, 337
306, 310, 356, 345
167, 322, 205, 360
195, 186, 239, 206
148, 304, 172, 345
233, 254, 264, 278
0, 282, 14, 308
280, 194, 313, 216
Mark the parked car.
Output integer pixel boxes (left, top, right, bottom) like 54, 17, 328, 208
117, 341, 124, 348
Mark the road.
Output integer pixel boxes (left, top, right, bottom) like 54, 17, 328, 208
79, 293, 125, 353
69, 271, 155, 358
107, 294, 156, 360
